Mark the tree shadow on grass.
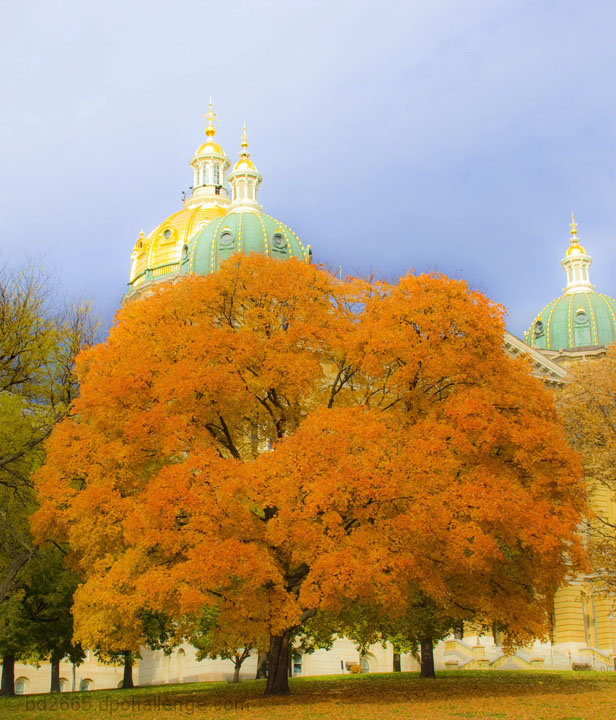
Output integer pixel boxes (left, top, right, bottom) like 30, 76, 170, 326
0, 671, 612, 717
126, 671, 615, 711
255, 671, 613, 707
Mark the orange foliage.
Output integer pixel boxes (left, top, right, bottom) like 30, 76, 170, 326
33, 254, 585, 656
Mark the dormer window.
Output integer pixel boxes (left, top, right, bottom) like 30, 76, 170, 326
161, 228, 175, 244
220, 231, 233, 247
575, 308, 588, 324
272, 233, 286, 250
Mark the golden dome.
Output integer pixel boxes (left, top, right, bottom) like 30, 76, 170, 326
195, 140, 225, 156
566, 243, 586, 256
129, 204, 227, 289
566, 213, 586, 255
233, 155, 257, 172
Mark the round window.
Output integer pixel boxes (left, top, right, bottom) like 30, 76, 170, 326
575, 309, 588, 324
534, 320, 544, 336
220, 232, 233, 247
272, 233, 286, 249
163, 229, 172, 240
181, 244, 189, 258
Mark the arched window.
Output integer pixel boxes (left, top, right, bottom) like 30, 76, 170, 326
292, 652, 303, 676
213, 164, 220, 185
177, 648, 186, 683
79, 678, 93, 691
202, 165, 209, 186
59, 678, 69, 692
360, 655, 371, 673
14, 677, 29, 695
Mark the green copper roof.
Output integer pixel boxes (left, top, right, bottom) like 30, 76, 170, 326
180, 210, 309, 276
525, 291, 616, 351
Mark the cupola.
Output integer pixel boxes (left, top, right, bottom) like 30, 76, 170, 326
186, 99, 231, 210
228, 124, 262, 212
561, 213, 593, 294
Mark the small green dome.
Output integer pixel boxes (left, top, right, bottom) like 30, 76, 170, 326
525, 291, 616, 351
180, 210, 309, 276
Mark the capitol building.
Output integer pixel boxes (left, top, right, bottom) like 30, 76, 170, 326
9, 106, 616, 694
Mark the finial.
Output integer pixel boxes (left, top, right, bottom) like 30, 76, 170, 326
240, 122, 248, 151
202, 97, 217, 138
570, 211, 578, 237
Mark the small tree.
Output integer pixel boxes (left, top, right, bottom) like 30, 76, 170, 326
330, 592, 457, 678
0, 546, 84, 695
0, 263, 95, 696
191, 606, 262, 683
0, 590, 37, 696
25, 546, 84, 692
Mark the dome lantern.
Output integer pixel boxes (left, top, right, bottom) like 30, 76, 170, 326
228, 124, 262, 213
561, 212, 593, 294
186, 98, 231, 210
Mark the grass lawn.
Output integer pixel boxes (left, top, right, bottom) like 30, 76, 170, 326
0, 670, 614, 720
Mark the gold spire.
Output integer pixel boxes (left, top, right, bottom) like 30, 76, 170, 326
202, 97, 217, 138
566, 212, 586, 256
232, 123, 256, 171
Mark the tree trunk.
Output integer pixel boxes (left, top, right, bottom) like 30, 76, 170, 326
233, 663, 241, 683
393, 652, 401, 672
264, 631, 291, 696
121, 651, 134, 689
255, 650, 267, 679
420, 637, 435, 678
0, 655, 15, 697
50, 659, 61, 692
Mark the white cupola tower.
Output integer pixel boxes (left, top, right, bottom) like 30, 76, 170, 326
185, 99, 231, 210
228, 124, 262, 213
561, 213, 594, 294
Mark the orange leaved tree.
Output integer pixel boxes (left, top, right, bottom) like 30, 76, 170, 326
33, 254, 585, 695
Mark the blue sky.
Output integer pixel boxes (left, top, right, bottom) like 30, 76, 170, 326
1, 0, 615, 337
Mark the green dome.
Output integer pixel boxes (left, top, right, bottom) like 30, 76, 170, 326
525, 291, 616, 351
180, 210, 309, 276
